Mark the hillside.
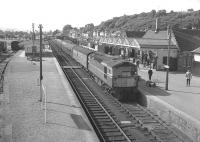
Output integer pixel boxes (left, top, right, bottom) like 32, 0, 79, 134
96, 9, 200, 31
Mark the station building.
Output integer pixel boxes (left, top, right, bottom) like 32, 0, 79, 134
95, 30, 179, 71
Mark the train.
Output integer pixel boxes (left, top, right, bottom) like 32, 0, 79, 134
50, 39, 140, 101
0, 40, 7, 52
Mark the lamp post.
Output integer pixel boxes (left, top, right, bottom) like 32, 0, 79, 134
39, 24, 43, 102
32, 23, 35, 58
165, 25, 171, 90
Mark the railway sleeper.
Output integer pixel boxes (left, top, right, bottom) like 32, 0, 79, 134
82, 96, 96, 99
92, 113, 108, 117
84, 100, 99, 107
85, 102, 99, 106
82, 99, 97, 103
96, 119, 113, 122
97, 122, 117, 126
82, 95, 97, 98
102, 128, 121, 133
100, 125, 117, 129
88, 107, 103, 111
91, 110, 108, 114
141, 119, 158, 124
94, 116, 110, 119
84, 100, 98, 104
105, 132, 126, 137
106, 135, 127, 141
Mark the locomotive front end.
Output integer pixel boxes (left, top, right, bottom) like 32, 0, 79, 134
112, 61, 140, 101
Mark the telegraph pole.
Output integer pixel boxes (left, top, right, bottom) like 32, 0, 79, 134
32, 23, 35, 46
165, 25, 171, 90
39, 24, 43, 102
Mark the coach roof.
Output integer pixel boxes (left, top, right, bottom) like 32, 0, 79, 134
73, 46, 94, 55
89, 52, 135, 67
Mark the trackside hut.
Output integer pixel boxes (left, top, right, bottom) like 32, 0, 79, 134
191, 47, 200, 75
173, 29, 200, 72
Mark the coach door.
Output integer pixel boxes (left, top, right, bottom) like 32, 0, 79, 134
104, 66, 107, 79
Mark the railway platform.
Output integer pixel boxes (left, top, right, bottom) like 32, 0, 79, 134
1, 50, 99, 142
138, 66, 200, 142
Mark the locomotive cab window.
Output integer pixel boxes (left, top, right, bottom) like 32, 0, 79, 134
121, 71, 131, 77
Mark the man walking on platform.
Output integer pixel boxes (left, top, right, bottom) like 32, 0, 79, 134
185, 70, 192, 86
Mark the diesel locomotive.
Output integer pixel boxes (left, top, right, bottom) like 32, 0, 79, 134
50, 39, 139, 101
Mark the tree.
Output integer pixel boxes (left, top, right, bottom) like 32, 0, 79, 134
156, 10, 167, 17
63, 24, 72, 35
52, 29, 61, 36
149, 10, 156, 17
187, 9, 194, 12
193, 18, 200, 29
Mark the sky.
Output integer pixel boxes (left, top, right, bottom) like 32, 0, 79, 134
0, 0, 199, 32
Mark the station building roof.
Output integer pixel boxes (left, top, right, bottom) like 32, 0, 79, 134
136, 30, 178, 50
136, 38, 177, 49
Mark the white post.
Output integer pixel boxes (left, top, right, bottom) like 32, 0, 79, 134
42, 84, 47, 124
40, 80, 43, 109
44, 85, 47, 124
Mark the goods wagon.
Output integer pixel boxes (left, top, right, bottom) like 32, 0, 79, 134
0, 41, 7, 52
11, 41, 20, 51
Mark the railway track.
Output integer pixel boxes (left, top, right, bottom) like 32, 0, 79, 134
49, 40, 191, 142
0, 51, 13, 93
51, 42, 134, 141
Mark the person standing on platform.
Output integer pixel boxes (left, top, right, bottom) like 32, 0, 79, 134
185, 70, 192, 86
136, 59, 140, 70
148, 69, 153, 81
